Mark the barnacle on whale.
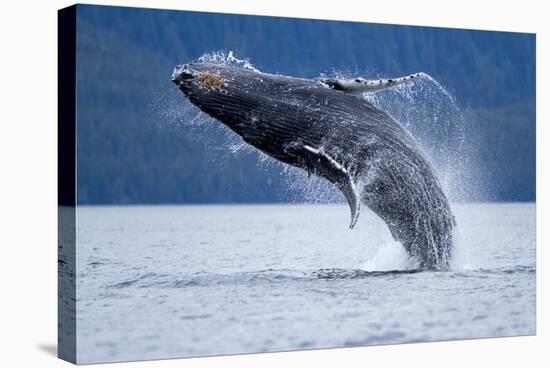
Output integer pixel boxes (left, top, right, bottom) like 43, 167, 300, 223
198, 72, 226, 90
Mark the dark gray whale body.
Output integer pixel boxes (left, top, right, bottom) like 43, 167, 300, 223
172, 62, 455, 270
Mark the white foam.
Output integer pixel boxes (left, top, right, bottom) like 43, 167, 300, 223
449, 222, 473, 271
360, 241, 413, 271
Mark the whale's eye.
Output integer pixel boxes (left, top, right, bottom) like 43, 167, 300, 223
197, 73, 226, 90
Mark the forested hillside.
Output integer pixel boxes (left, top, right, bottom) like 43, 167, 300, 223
74, 5, 535, 204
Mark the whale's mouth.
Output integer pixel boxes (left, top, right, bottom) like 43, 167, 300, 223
171, 64, 197, 85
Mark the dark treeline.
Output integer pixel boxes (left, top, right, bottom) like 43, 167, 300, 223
74, 5, 536, 204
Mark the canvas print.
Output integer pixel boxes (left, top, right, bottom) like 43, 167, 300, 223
58, 4, 536, 364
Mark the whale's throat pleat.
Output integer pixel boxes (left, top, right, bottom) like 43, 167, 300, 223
303, 145, 360, 229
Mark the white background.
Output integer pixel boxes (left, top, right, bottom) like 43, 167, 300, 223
0, 0, 546, 366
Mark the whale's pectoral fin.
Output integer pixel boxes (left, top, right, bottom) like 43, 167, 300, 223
303, 145, 360, 229
340, 179, 361, 229
321, 72, 427, 93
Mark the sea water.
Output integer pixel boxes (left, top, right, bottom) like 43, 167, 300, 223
65, 203, 535, 363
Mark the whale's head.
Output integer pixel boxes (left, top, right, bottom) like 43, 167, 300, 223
172, 63, 269, 135
171, 62, 319, 139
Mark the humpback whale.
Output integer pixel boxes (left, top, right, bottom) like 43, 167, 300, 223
172, 62, 455, 270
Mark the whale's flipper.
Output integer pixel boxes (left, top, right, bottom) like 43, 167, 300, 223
341, 178, 361, 229
321, 72, 426, 93
303, 145, 360, 229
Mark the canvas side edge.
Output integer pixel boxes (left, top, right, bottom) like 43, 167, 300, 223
58, 4, 77, 365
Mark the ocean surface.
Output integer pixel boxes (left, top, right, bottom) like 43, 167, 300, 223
67, 203, 535, 363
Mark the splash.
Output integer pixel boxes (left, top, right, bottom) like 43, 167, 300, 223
281, 167, 342, 204
156, 53, 481, 204
448, 222, 473, 270
198, 51, 261, 72
157, 54, 478, 270
361, 240, 416, 271
315, 68, 478, 271
357, 72, 479, 204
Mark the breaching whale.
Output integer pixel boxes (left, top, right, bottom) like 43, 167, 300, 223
172, 62, 456, 270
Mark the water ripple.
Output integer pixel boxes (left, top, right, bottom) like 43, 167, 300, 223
104, 265, 534, 290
